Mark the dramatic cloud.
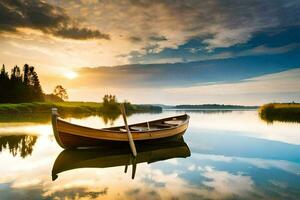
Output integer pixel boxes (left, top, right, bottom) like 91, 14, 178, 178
1, 0, 300, 104
55, 0, 299, 47
44, 0, 300, 63
63, 52, 300, 89
0, 0, 109, 40
64, 66, 300, 104
2, 0, 300, 66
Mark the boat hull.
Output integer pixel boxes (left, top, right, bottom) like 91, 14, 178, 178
52, 114, 189, 149
57, 130, 186, 149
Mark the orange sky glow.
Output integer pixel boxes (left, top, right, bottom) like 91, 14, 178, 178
1, 0, 300, 105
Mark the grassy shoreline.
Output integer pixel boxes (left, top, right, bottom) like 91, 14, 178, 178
259, 103, 300, 123
0, 102, 162, 115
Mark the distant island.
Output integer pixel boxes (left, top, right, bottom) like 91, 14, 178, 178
171, 104, 258, 109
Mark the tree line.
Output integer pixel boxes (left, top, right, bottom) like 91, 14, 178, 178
0, 64, 44, 103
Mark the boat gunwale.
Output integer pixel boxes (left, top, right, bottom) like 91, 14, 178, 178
57, 114, 189, 134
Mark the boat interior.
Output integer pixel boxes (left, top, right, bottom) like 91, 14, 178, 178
105, 114, 187, 132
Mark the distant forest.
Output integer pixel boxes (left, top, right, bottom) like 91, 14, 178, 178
175, 104, 258, 109
0, 64, 44, 103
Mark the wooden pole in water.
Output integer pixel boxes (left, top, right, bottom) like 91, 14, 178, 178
120, 104, 137, 157
132, 158, 137, 179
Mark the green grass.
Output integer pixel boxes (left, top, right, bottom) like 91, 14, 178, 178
0, 101, 162, 115
0, 102, 102, 114
53, 101, 102, 108
52, 102, 103, 113
259, 103, 300, 123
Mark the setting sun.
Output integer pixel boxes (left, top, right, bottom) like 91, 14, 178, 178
65, 71, 78, 80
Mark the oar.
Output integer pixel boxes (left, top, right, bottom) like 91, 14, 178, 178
131, 157, 137, 179
120, 104, 137, 157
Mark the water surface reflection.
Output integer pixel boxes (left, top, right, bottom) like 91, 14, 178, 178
0, 110, 300, 199
52, 137, 190, 180
0, 135, 37, 158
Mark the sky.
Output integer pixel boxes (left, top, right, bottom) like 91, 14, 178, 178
0, 0, 300, 105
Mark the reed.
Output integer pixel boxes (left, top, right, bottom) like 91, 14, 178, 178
259, 103, 300, 123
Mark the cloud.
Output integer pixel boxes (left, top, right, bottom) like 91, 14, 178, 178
0, 183, 108, 200
50, 0, 299, 63
62, 54, 300, 90
54, 27, 110, 40
48, 187, 108, 199
0, 0, 109, 40
2, 0, 300, 65
176, 71, 300, 95
82, 0, 299, 50
237, 43, 300, 57
163, 68, 300, 104
129, 36, 143, 43
148, 35, 167, 42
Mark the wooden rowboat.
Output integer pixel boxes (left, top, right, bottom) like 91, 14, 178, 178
52, 137, 190, 180
51, 109, 190, 149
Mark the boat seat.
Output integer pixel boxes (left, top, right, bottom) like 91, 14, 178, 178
152, 123, 174, 127
130, 126, 150, 131
119, 127, 150, 132
164, 120, 183, 125
119, 128, 127, 132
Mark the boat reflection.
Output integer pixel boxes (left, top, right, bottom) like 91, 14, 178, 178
0, 135, 38, 158
52, 137, 190, 180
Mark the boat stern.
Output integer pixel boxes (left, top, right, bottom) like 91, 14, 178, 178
51, 108, 66, 149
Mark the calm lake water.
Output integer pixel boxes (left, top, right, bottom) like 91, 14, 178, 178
1, 110, 300, 200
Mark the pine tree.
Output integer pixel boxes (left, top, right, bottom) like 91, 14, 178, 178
9, 65, 23, 102
23, 64, 30, 85
11, 65, 22, 80
0, 64, 9, 79
0, 64, 45, 103
0, 65, 9, 103
28, 66, 44, 102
